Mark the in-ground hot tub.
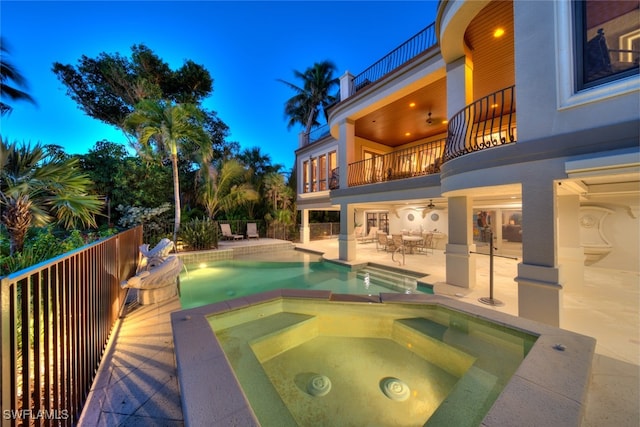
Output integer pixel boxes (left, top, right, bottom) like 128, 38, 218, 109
171, 291, 595, 426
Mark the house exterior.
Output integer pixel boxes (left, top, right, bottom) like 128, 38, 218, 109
295, 0, 639, 327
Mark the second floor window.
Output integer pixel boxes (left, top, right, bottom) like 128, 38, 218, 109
575, 0, 639, 90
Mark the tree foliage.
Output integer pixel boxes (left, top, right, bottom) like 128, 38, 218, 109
0, 37, 36, 116
52, 44, 214, 127
198, 158, 258, 220
0, 140, 102, 254
279, 60, 339, 134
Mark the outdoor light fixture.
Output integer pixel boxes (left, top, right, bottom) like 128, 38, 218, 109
494, 28, 505, 38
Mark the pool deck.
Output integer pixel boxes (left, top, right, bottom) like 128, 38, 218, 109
79, 238, 639, 426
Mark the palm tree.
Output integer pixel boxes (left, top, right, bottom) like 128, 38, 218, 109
263, 172, 295, 239
0, 140, 102, 255
237, 147, 283, 218
199, 158, 258, 220
278, 60, 339, 135
0, 38, 36, 115
124, 99, 209, 243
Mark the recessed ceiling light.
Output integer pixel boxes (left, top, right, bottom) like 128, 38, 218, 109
409, 102, 416, 108
494, 28, 505, 38
405, 132, 411, 136
442, 120, 448, 124
491, 103, 499, 108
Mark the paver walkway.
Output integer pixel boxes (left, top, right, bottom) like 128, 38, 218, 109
79, 293, 184, 426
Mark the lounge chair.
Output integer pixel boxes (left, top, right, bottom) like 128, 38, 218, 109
220, 223, 243, 240
121, 255, 183, 305
360, 226, 378, 243
246, 223, 259, 239
354, 226, 364, 240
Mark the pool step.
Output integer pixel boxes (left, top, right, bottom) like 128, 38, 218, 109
356, 266, 419, 293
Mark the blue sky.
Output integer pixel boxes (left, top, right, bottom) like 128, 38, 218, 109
1, 1, 437, 170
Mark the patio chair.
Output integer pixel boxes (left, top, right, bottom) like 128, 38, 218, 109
220, 223, 243, 240
376, 232, 397, 252
391, 234, 406, 255
417, 233, 434, 254
246, 222, 260, 239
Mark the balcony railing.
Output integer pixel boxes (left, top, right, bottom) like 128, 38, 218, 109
0, 226, 142, 426
347, 139, 446, 187
445, 86, 517, 161
307, 124, 330, 145
351, 23, 437, 96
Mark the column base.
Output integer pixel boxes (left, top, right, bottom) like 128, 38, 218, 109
299, 226, 310, 244
515, 263, 563, 327
445, 243, 477, 289
339, 234, 356, 261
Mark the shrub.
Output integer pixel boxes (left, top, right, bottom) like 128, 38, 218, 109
179, 218, 218, 251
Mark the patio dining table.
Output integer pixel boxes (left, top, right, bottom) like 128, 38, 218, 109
402, 235, 423, 253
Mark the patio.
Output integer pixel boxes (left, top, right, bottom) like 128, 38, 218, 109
79, 238, 639, 426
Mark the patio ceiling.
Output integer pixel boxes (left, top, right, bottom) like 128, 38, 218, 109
354, 80, 448, 147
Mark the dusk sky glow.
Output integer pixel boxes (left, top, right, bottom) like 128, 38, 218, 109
1, 1, 437, 170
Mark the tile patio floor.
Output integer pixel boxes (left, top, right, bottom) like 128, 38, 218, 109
79, 238, 639, 426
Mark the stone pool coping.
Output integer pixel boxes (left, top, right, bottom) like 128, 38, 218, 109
171, 290, 596, 426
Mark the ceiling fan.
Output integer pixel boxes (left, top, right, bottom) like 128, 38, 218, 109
426, 111, 445, 126
422, 199, 446, 211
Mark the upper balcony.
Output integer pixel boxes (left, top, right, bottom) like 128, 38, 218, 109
317, 1, 518, 191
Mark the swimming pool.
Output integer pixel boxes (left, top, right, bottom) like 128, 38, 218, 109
178, 250, 432, 309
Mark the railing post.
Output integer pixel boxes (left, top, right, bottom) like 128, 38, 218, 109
0, 276, 11, 427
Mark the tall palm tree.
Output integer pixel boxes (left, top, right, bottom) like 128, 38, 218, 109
279, 60, 339, 135
199, 158, 258, 220
0, 140, 102, 255
124, 99, 209, 243
0, 38, 36, 115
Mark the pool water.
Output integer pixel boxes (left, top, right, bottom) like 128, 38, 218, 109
178, 251, 431, 309
210, 298, 537, 427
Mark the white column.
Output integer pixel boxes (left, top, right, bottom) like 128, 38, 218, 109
557, 194, 584, 291
339, 204, 356, 261
516, 179, 563, 326
445, 196, 477, 288
337, 119, 355, 190
299, 209, 310, 244
446, 55, 474, 118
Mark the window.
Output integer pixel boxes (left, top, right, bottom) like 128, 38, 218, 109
302, 160, 309, 193
310, 157, 318, 192
575, 0, 639, 90
319, 154, 327, 190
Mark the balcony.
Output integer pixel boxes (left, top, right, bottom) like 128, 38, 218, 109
346, 139, 445, 188
444, 86, 517, 161
351, 23, 437, 97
